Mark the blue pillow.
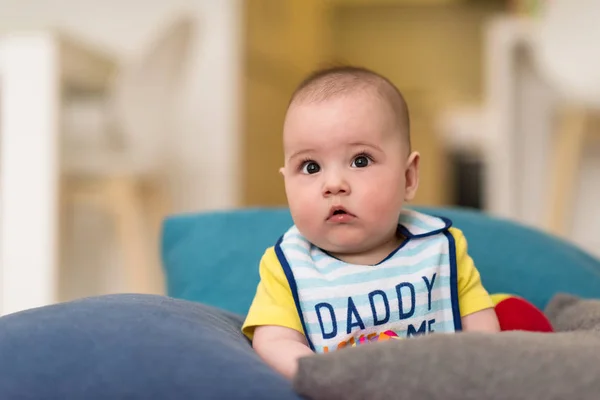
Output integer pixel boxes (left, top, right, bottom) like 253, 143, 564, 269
0, 294, 301, 399
161, 207, 600, 315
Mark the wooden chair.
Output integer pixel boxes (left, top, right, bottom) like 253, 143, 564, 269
60, 16, 195, 295
545, 106, 599, 236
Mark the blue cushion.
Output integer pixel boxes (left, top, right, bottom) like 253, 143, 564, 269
0, 294, 301, 399
162, 207, 600, 314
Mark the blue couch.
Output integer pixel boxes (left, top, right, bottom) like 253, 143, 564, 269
162, 206, 600, 313
1, 207, 600, 399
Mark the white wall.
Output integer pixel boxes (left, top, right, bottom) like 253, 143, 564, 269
173, 0, 242, 212
0, 0, 242, 300
0, 0, 242, 212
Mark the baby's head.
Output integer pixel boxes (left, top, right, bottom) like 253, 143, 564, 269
280, 65, 419, 261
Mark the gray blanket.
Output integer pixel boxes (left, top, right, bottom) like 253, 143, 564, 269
293, 294, 600, 400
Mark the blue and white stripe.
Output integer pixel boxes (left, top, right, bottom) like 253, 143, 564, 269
276, 209, 461, 353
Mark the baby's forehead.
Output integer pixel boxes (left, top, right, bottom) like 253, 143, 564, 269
282, 104, 409, 164
284, 92, 404, 143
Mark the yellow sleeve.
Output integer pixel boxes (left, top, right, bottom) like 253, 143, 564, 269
449, 227, 495, 317
241, 247, 304, 340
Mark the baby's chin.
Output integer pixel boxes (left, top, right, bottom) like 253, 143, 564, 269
311, 236, 373, 256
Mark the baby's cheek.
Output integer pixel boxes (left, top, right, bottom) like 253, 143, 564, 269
288, 193, 318, 226
361, 183, 400, 212
291, 207, 322, 245
361, 194, 402, 232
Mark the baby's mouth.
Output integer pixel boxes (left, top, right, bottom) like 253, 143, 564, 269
327, 206, 356, 221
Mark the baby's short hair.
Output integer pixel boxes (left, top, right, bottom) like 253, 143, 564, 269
288, 65, 411, 149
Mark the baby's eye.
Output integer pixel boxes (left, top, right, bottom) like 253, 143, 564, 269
301, 161, 321, 174
351, 155, 372, 168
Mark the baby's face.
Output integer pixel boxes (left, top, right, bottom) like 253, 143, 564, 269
281, 92, 418, 256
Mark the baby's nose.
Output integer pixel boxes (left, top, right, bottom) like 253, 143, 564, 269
323, 174, 350, 196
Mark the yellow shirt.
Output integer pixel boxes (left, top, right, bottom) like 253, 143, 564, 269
242, 227, 493, 340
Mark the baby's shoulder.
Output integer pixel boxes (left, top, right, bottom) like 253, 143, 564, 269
260, 245, 278, 261
398, 209, 453, 239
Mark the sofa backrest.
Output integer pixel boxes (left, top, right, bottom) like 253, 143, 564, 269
161, 207, 600, 316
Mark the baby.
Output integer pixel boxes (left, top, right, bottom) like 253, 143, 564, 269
242, 66, 500, 379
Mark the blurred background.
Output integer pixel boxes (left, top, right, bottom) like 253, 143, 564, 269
1, 0, 598, 315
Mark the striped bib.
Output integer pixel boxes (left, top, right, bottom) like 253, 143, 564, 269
275, 209, 461, 353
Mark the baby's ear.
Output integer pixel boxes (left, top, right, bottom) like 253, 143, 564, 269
279, 167, 285, 177
404, 151, 420, 201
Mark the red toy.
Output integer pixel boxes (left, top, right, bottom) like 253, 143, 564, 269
491, 293, 554, 332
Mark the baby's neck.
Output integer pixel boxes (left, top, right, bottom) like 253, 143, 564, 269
329, 234, 405, 266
